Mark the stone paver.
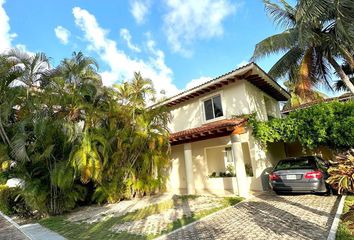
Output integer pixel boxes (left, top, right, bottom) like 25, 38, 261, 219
67, 193, 173, 223
0, 213, 29, 240
110, 196, 224, 236
158, 193, 339, 240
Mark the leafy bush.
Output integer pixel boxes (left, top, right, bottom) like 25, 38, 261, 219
327, 149, 354, 194
327, 150, 354, 237
249, 101, 354, 150
0, 185, 33, 217
0, 185, 20, 215
209, 171, 236, 178
0, 51, 171, 216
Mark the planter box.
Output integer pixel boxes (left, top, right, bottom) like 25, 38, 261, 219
205, 177, 238, 195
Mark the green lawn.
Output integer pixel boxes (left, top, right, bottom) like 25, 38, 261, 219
336, 195, 354, 240
40, 196, 243, 240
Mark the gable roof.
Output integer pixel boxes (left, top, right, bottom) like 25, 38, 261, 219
156, 62, 290, 108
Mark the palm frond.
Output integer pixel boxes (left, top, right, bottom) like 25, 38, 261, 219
268, 47, 303, 79
252, 28, 298, 60
263, 0, 296, 28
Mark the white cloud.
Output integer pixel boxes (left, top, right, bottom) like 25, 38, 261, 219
130, 0, 150, 24
72, 7, 179, 96
236, 60, 249, 68
185, 76, 212, 90
163, 0, 237, 56
15, 44, 35, 56
0, 0, 17, 53
120, 28, 141, 52
54, 26, 71, 45
0, 0, 33, 55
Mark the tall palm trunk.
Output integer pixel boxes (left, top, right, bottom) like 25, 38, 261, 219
328, 55, 354, 94
0, 113, 11, 146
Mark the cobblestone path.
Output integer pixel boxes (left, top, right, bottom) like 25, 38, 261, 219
158, 193, 339, 240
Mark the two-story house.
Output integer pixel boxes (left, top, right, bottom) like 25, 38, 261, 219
159, 63, 290, 197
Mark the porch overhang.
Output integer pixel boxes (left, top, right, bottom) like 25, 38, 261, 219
169, 118, 247, 146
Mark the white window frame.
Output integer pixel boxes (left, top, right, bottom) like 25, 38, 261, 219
200, 91, 225, 123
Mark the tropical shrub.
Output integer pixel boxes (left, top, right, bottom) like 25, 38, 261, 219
0, 50, 171, 215
249, 101, 354, 150
327, 150, 354, 235
327, 149, 354, 194
0, 185, 19, 215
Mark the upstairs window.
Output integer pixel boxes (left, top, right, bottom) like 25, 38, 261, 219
203, 95, 223, 121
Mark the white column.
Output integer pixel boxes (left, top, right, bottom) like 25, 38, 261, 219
231, 134, 249, 198
183, 143, 195, 194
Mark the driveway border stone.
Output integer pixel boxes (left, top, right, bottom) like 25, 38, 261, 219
327, 195, 346, 240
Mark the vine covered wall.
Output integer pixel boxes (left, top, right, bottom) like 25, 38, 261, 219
248, 101, 354, 150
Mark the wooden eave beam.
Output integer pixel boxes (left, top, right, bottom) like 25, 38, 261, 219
221, 80, 229, 85
241, 70, 253, 79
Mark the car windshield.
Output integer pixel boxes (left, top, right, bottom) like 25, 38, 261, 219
274, 158, 317, 170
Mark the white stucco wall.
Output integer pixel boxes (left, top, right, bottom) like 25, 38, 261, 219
168, 81, 249, 133
168, 80, 282, 133
244, 81, 281, 121
168, 144, 187, 191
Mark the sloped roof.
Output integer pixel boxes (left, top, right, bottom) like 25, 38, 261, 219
156, 62, 290, 108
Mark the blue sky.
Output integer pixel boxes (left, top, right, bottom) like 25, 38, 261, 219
0, 0, 338, 97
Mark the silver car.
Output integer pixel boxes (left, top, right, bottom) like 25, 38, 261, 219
269, 156, 330, 194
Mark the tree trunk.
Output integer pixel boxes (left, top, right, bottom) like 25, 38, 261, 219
0, 113, 11, 146
328, 55, 354, 94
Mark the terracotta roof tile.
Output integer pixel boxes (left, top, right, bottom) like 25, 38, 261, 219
170, 118, 247, 140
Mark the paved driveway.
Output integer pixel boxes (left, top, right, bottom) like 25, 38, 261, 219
159, 193, 339, 240
0, 214, 29, 240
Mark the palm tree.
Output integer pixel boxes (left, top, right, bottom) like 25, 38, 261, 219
0, 49, 172, 211
58, 51, 101, 87
94, 73, 170, 200
252, 0, 354, 95
0, 56, 23, 147
6, 49, 50, 98
334, 61, 354, 91
283, 79, 326, 108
